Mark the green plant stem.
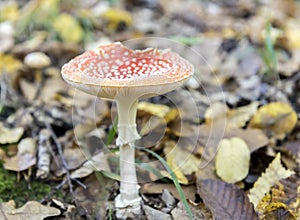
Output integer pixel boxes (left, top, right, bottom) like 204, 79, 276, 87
106, 116, 118, 145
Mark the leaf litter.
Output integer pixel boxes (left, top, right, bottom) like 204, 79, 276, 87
0, 0, 300, 219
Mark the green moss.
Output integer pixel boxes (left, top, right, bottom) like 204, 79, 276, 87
0, 162, 51, 207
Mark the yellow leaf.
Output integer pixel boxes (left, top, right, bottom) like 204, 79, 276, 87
256, 193, 288, 219
53, 13, 83, 43
0, 122, 24, 144
0, 53, 22, 74
163, 141, 200, 185
215, 137, 250, 183
249, 102, 297, 139
285, 19, 300, 49
101, 8, 132, 32
248, 153, 295, 209
138, 101, 170, 118
0, 2, 19, 21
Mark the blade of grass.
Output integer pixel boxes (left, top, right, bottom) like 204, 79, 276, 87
135, 159, 168, 182
106, 116, 118, 145
265, 23, 277, 73
135, 146, 195, 220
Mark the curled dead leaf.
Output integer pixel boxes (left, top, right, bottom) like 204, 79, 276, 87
0, 122, 24, 144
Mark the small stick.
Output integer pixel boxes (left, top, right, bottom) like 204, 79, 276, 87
36, 129, 51, 179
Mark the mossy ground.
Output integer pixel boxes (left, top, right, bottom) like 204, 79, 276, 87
0, 161, 53, 207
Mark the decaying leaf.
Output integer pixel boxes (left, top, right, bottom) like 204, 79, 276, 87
53, 13, 83, 43
162, 141, 200, 184
71, 152, 110, 179
215, 137, 250, 183
249, 102, 297, 139
0, 200, 60, 219
4, 138, 37, 171
0, 122, 24, 145
248, 153, 295, 209
266, 175, 300, 218
140, 183, 196, 201
197, 179, 259, 220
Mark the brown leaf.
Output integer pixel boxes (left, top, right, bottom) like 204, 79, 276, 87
197, 124, 268, 156
197, 179, 259, 220
140, 183, 196, 201
271, 175, 300, 218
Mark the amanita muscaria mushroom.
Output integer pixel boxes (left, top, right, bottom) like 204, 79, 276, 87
61, 42, 194, 215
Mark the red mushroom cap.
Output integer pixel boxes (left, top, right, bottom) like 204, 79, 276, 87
61, 42, 194, 99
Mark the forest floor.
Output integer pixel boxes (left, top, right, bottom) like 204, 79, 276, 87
0, 0, 299, 219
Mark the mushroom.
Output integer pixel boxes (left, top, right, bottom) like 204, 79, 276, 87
61, 42, 194, 216
24, 52, 51, 69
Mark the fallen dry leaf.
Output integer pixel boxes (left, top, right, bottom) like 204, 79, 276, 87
266, 175, 300, 218
138, 101, 170, 118
249, 102, 297, 139
171, 201, 213, 220
248, 153, 295, 209
53, 13, 83, 44
140, 183, 196, 201
205, 101, 259, 128
0, 122, 24, 144
197, 179, 259, 220
4, 137, 37, 172
142, 204, 172, 220
215, 137, 250, 183
4, 154, 36, 172
0, 53, 22, 75
0, 200, 60, 220
163, 141, 200, 184
284, 19, 300, 50
71, 152, 110, 179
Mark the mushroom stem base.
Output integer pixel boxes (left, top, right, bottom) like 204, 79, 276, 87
115, 195, 142, 219
117, 144, 141, 207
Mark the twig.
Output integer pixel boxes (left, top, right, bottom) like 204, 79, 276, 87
44, 121, 75, 194
36, 129, 51, 179
43, 119, 88, 215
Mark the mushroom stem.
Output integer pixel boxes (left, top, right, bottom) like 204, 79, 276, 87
114, 97, 141, 210
116, 98, 141, 146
